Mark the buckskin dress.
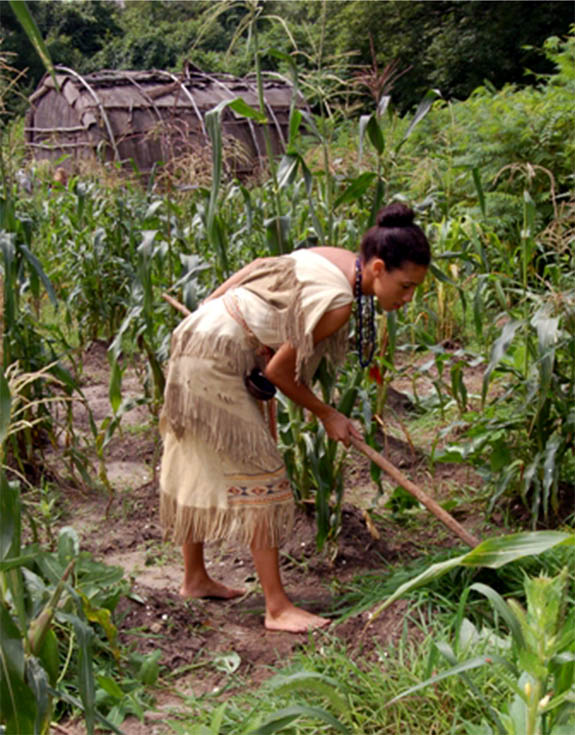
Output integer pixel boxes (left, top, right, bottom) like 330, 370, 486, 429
159, 249, 353, 549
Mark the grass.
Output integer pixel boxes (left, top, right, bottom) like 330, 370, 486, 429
154, 541, 574, 734
159, 604, 506, 734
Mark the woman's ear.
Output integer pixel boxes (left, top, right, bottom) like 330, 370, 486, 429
370, 258, 385, 277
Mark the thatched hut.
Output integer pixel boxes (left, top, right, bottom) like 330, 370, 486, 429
25, 66, 295, 179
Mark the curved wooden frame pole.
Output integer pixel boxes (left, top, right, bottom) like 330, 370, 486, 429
350, 437, 480, 548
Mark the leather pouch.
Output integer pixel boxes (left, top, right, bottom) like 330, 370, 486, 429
244, 368, 276, 401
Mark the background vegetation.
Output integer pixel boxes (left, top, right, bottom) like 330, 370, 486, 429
1, 2, 574, 733
1, 0, 573, 114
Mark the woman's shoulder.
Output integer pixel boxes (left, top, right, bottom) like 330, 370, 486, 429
290, 247, 354, 288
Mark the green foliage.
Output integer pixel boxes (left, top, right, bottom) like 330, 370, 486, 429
0, 475, 147, 734
366, 531, 574, 622
389, 568, 575, 735
278, 361, 364, 551
435, 281, 575, 527
330, 0, 574, 112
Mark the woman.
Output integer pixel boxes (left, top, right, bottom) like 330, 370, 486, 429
159, 202, 430, 633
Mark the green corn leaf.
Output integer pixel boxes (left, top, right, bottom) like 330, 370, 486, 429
0, 472, 21, 562
288, 108, 303, 147
366, 114, 385, 156
8, 0, 59, 90
531, 310, 560, 400
34, 628, 59, 687
27, 656, 53, 735
0, 602, 38, 735
299, 156, 325, 242
430, 262, 458, 286
482, 319, 522, 403
386, 654, 511, 707
0, 369, 11, 446
397, 88, 442, 150
264, 215, 291, 255
542, 433, 562, 517
334, 172, 377, 209
277, 153, 300, 189
0, 551, 40, 572
367, 532, 574, 624
108, 358, 123, 415
266, 671, 349, 716
69, 614, 96, 735
0, 476, 27, 632
228, 98, 267, 123
358, 114, 370, 163
249, 704, 350, 734
369, 176, 385, 227
20, 245, 57, 307
468, 583, 525, 649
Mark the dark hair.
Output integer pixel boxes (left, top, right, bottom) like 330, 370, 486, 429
360, 202, 431, 271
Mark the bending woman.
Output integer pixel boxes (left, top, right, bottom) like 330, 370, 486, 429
159, 202, 430, 633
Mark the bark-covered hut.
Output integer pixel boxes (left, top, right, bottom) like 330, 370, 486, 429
25, 66, 295, 178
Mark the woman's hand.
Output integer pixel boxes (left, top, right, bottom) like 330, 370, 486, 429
320, 407, 363, 447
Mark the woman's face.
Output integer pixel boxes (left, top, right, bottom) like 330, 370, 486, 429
370, 260, 428, 312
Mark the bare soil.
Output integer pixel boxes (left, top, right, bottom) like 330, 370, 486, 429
49, 341, 490, 735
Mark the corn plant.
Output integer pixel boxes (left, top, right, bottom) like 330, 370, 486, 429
278, 361, 364, 550
0, 473, 133, 735
387, 566, 575, 735
436, 288, 575, 527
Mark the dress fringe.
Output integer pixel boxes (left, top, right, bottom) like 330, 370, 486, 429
160, 491, 295, 550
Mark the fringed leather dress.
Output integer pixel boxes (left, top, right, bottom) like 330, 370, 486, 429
159, 250, 353, 549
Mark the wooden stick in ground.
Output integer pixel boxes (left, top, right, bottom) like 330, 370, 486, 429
162, 292, 191, 316
350, 436, 480, 548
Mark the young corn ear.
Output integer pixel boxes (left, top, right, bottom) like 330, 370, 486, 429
27, 560, 74, 656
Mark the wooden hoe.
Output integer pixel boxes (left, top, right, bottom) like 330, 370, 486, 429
350, 436, 480, 548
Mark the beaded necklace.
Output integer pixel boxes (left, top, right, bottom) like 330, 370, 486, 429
354, 258, 376, 367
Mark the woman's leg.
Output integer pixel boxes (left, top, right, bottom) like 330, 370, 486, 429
250, 545, 330, 633
180, 541, 244, 599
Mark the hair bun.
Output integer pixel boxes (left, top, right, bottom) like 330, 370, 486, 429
377, 202, 414, 228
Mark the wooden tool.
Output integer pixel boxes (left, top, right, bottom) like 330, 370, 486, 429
162, 292, 191, 316
350, 436, 480, 548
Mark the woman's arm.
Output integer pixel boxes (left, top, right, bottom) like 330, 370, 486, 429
264, 303, 363, 446
203, 258, 265, 303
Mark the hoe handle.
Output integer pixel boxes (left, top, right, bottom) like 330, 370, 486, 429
162, 292, 191, 316
350, 437, 480, 548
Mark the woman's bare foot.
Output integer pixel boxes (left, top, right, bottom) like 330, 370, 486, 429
265, 603, 330, 633
180, 578, 244, 600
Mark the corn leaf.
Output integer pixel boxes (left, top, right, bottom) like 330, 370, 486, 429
334, 172, 377, 209
8, 0, 59, 90
249, 704, 350, 734
386, 653, 511, 708
266, 671, 349, 716
367, 532, 574, 625
0, 370, 11, 446
397, 88, 442, 150
0, 602, 37, 735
